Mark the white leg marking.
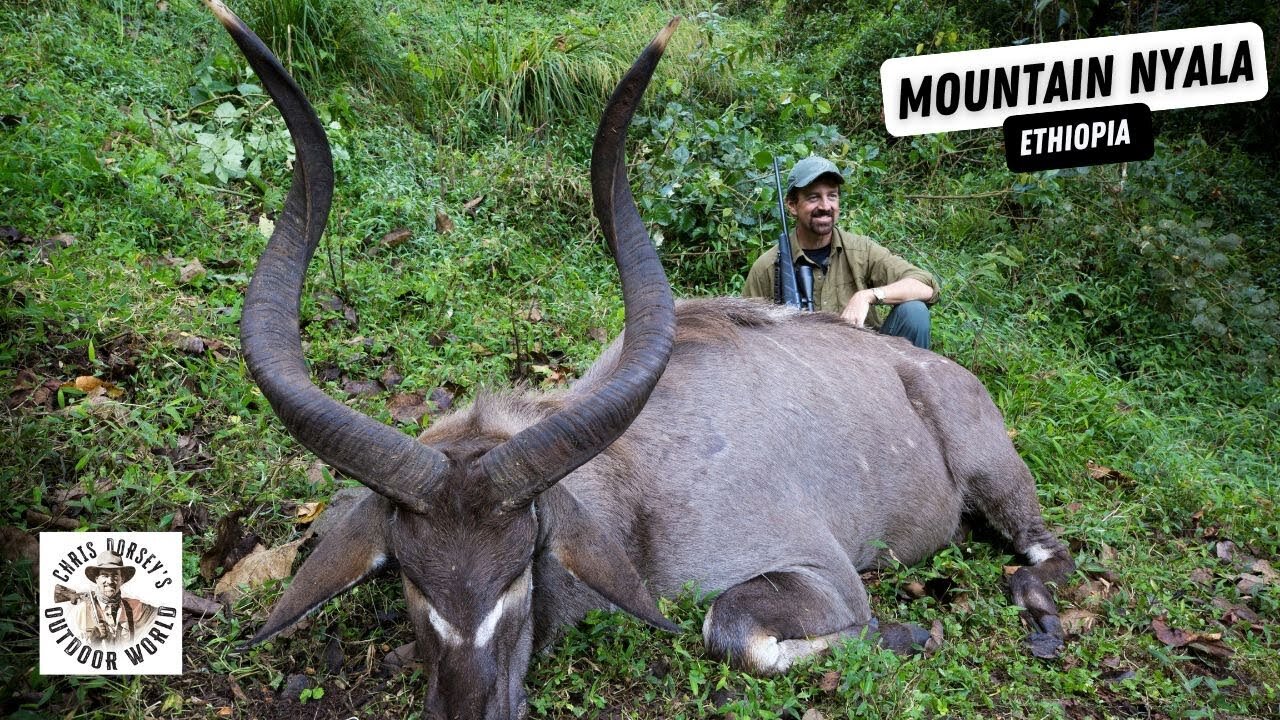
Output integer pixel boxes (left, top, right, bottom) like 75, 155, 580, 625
745, 633, 833, 675
1026, 543, 1054, 564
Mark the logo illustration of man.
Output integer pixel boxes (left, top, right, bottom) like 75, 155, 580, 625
56, 551, 159, 648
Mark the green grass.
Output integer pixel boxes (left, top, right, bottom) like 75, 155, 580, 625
2, 1, 1277, 719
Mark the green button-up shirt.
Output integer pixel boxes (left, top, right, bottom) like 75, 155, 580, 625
742, 228, 939, 329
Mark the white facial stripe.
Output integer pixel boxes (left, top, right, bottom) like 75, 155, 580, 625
428, 602, 464, 647
475, 566, 532, 648
474, 596, 505, 648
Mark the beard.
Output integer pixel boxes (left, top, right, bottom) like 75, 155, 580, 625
805, 211, 835, 236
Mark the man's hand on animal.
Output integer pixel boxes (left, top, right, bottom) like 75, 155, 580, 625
842, 277, 937, 327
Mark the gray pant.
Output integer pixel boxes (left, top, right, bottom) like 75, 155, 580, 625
879, 300, 931, 350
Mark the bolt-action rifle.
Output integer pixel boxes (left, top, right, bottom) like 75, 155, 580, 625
771, 157, 813, 311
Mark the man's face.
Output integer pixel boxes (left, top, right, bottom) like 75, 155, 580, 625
95, 570, 123, 600
787, 179, 841, 240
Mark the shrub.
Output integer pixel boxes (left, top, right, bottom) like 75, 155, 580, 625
631, 87, 848, 291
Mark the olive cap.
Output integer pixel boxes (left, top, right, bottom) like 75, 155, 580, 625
786, 156, 844, 195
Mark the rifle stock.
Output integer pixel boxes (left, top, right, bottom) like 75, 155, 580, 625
54, 584, 81, 604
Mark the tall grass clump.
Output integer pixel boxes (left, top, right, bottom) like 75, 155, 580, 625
238, 0, 421, 106
421, 26, 619, 136
403, 2, 750, 139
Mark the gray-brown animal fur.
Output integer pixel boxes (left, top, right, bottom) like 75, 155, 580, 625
204, 2, 1072, 718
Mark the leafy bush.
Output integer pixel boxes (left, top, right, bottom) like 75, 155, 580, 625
631, 89, 847, 291
169, 58, 350, 199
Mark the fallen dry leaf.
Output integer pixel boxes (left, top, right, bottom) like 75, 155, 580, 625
429, 386, 455, 412
901, 581, 926, 599
387, 392, 429, 424
381, 366, 404, 388
462, 195, 485, 216
182, 590, 223, 617
1060, 608, 1099, 637
306, 460, 329, 485
801, 710, 825, 720
0, 226, 27, 244
8, 371, 61, 410
180, 258, 206, 284
1067, 576, 1116, 608
342, 378, 382, 397
1215, 540, 1236, 562
1247, 558, 1277, 582
1151, 615, 1230, 661
530, 364, 567, 384
1189, 567, 1214, 585
380, 227, 412, 250
295, 502, 324, 524
818, 669, 839, 693
435, 209, 454, 235
1236, 573, 1268, 596
199, 510, 256, 581
0, 526, 40, 570
174, 333, 208, 354
227, 676, 249, 703
52, 478, 114, 508
1189, 638, 1235, 661
62, 376, 125, 400
383, 641, 421, 674
588, 326, 609, 344
1211, 597, 1263, 631
522, 301, 543, 323
37, 233, 76, 259
214, 539, 304, 602
24, 509, 78, 530
925, 619, 944, 652
1086, 461, 1133, 486
1097, 543, 1119, 564
1151, 616, 1194, 646
317, 293, 358, 328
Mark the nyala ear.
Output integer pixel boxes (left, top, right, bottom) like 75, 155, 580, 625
248, 490, 394, 645
537, 484, 679, 633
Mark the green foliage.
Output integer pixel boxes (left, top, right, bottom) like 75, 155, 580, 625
778, 0, 986, 134
631, 91, 846, 289
171, 57, 350, 193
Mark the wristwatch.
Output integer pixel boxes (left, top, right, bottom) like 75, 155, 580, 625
871, 287, 886, 305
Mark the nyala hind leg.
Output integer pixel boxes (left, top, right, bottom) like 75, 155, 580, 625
701, 570, 934, 675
